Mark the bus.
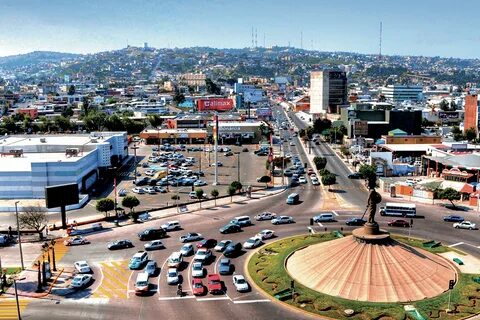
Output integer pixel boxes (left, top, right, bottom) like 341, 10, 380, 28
379, 203, 416, 217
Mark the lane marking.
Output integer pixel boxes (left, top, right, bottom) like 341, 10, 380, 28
317, 222, 324, 227
448, 242, 465, 248
72, 298, 109, 304
233, 299, 271, 304
158, 296, 196, 301
196, 296, 230, 302
126, 269, 135, 299
158, 256, 169, 294
331, 210, 339, 216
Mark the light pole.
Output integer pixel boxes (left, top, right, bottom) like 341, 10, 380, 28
131, 144, 139, 180
15, 201, 24, 270
235, 152, 241, 182
14, 276, 25, 320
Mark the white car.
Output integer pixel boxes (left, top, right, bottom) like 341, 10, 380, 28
167, 268, 179, 285
118, 189, 127, 197
144, 187, 156, 194
180, 243, 194, 256
132, 187, 145, 194
289, 142, 295, 146
254, 212, 277, 221
194, 180, 207, 186
144, 240, 164, 250
311, 178, 320, 186
212, 161, 223, 167
194, 248, 212, 262
214, 240, 233, 252
70, 274, 92, 288
232, 275, 249, 292
180, 233, 203, 242
453, 221, 476, 230
243, 236, 262, 249
299, 176, 307, 184
145, 169, 156, 176
74, 261, 91, 274
191, 262, 204, 278
64, 235, 89, 246
257, 229, 275, 240
272, 216, 294, 225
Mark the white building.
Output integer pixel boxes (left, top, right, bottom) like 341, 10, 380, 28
381, 85, 423, 103
310, 70, 348, 116
0, 132, 128, 199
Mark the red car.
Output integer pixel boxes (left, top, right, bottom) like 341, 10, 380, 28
387, 219, 410, 227
207, 274, 223, 294
196, 238, 217, 249
307, 168, 315, 175
192, 278, 206, 296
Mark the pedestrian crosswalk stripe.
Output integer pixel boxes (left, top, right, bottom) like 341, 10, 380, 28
92, 260, 129, 299
0, 299, 29, 320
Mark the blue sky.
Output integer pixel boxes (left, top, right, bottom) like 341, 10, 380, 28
0, 0, 478, 58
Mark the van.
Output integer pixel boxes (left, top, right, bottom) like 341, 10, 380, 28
161, 221, 181, 231
313, 213, 335, 222
167, 251, 183, 268
230, 216, 252, 226
135, 272, 150, 295
286, 193, 299, 205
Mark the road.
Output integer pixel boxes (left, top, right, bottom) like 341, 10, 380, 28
7, 106, 480, 320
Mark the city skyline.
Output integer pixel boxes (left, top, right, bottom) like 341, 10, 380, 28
1, 0, 480, 59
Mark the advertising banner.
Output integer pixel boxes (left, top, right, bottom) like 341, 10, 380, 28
197, 98, 234, 111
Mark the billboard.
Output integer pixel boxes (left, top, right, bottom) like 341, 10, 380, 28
197, 98, 234, 111
256, 108, 272, 117
353, 120, 368, 136
45, 183, 79, 209
438, 111, 460, 122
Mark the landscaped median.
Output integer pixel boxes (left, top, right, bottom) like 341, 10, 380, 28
247, 233, 480, 320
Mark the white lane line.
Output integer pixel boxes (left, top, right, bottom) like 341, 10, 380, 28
196, 296, 230, 302
158, 256, 169, 294
187, 258, 193, 293
233, 299, 271, 304
90, 263, 104, 296
331, 210, 339, 216
158, 296, 196, 301
72, 298, 109, 304
317, 222, 324, 228
448, 242, 465, 248
126, 269, 135, 299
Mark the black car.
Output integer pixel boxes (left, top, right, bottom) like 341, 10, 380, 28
345, 218, 367, 226
197, 238, 218, 249
256, 151, 268, 156
219, 223, 242, 234
193, 170, 205, 177
134, 177, 150, 186
348, 172, 363, 179
443, 215, 464, 222
137, 228, 166, 241
254, 148, 269, 155
223, 242, 242, 257
107, 239, 133, 250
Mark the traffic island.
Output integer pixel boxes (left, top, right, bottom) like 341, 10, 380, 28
247, 233, 480, 320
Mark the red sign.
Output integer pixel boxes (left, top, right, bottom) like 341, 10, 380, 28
197, 98, 234, 111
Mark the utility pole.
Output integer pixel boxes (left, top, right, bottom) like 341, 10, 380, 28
15, 201, 24, 270
14, 278, 22, 320
131, 144, 139, 180
213, 114, 219, 186
236, 152, 241, 182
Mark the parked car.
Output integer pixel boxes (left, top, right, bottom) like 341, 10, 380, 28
138, 228, 166, 241
145, 261, 158, 277
453, 221, 476, 230
129, 251, 149, 270
257, 229, 275, 240
144, 187, 156, 194
70, 274, 92, 289
443, 215, 464, 222
232, 275, 249, 292
212, 161, 223, 167
214, 240, 233, 252
346, 218, 366, 226
243, 236, 262, 249
272, 216, 294, 225
118, 189, 127, 197
180, 243, 194, 256
348, 172, 363, 179
194, 248, 212, 262
192, 278, 206, 296
387, 219, 410, 227
218, 258, 233, 275
196, 239, 217, 249
74, 261, 92, 273
161, 221, 181, 231
254, 212, 277, 221
219, 223, 241, 234
224, 151, 234, 156
132, 187, 145, 194
191, 262, 205, 278
166, 268, 179, 285
107, 239, 133, 250
207, 274, 223, 294
299, 176, 307, 184
64, 236, 89, 246
144, 240, 165, 251
180, 233, 203, 243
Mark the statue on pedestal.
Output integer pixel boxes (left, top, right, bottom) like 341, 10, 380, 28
366, 188, 382, 224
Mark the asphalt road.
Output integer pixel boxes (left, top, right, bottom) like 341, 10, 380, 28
15, 106, 480, 320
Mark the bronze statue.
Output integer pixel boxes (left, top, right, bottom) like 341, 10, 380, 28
366, 188, 382, 224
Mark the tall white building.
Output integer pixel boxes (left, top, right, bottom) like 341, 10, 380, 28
381, 85, 423, 103
310, 70, 348, 116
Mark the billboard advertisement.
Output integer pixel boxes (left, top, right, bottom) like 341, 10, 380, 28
197, 98, 234, 111
256, 108, 272, 117
45, 183, 79, 208
438, 111, 460, 123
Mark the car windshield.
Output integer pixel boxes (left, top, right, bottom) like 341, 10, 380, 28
194, 283, 202, 288
236, 278, 245, 284
168, 271, 177, 277
79, 263, 88, 267
137, 281, 148, 286
209, 279, 220, 284
220, 261, 228, 266
193, 264, 202, 269
197, 251, 206, 256
247, 239, 255, 244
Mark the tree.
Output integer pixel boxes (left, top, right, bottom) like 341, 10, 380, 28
340, 146, 351, 159
68, 85, 76, 95
205, 78, 221, 95
227, 186, 237, 202
298, 128, 306, 138
230, 181, 243, 192
437, 187, 461, 208
313, 156, 327, 170
321, 173, 336, 191
359, 164, 377, 189
148, 114, 163, 129
464, 127, 477, 142
54, 116, 72, 132
195, 188, 204, 208
95, 198, 115, 218
319, 168, 330, 176
18, 206, 47, 240
173, 91, 185, 105
210, 189, 219, 206
451, 126, 464, 141
258, 175, 271, 188
122, 195, 140, 222
105, 114, 125, 131
313, 118, 332, 134
272, 157, 290, 169
259, 123, 273, 140
306, 126, 315, 139
62, 107, 74, 118
84, 111, 107, 132
439, 99, 449, 111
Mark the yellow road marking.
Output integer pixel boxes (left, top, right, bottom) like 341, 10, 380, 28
0, 299, 29, 320
91, 261, 130, 299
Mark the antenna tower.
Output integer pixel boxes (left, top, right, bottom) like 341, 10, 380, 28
255, 28, 258, 48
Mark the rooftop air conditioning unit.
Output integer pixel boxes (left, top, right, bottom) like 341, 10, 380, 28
40, 138, 46, 143
91, 139, 98, 143
65, 148, 79, 157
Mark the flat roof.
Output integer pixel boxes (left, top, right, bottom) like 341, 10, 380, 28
142, 129, 207, 134
0, 151, 94, 172
0, 133, 125, 147
380, 144, 431, 152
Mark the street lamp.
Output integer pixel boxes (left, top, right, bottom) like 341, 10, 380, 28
13, 276, 25, 320
14, 201, 24, 270
131, 144, 139, 180
235, 152, 241, 182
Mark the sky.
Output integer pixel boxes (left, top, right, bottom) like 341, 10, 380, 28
0, 0, 479, 58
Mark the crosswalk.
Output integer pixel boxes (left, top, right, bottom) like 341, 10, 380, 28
91, 260, 130, 299
0, 298, 29, 320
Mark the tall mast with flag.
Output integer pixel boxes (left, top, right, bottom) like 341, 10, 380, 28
213, 113, 219, 185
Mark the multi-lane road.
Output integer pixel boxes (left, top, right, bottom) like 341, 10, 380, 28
8, 106, 480, 320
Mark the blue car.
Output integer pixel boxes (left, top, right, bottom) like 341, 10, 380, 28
443, 215, 464, 222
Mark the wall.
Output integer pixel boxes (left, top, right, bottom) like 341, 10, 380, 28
464, 94, 478, 133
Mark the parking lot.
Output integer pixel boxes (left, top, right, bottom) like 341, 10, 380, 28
110, 143, 276, 212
